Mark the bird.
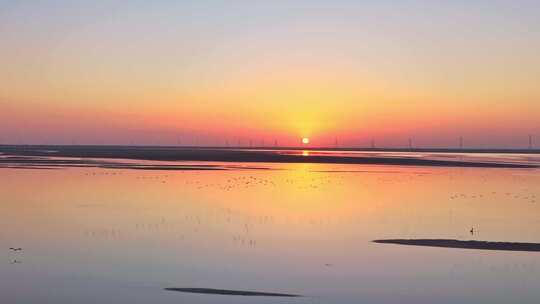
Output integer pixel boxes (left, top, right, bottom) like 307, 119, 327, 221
470, 228, 474, 235
9, 247, 22, 251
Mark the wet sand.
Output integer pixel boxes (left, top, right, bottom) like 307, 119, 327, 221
373, 239, 540, 252
164, 288, 301, 297
0, 145, 537, 168
0, 158, 229, 170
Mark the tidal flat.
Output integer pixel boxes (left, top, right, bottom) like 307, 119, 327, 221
1, 147, 540, 303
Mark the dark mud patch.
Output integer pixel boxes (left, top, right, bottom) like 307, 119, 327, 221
373, 239, 540, 252
164, 287, 302, 297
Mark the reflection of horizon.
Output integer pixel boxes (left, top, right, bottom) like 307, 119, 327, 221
1, 163, 540, 302
302, 150, 309, 156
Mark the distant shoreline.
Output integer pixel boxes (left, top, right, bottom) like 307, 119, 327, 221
1, 144, 539, 154
0, 145, 538, 169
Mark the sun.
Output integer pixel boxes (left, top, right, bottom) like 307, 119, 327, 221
302, 137, 310, 144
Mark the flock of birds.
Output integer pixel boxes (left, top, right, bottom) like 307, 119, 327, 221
6, 164, 540, 270
449, 191, 537, 204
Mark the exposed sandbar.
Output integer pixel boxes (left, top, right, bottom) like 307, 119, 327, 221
164, 287, 301, 297
1, 145, 536, 168
373, 239, 540, 252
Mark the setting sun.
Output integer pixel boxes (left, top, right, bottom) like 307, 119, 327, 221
1, 2, 540, 303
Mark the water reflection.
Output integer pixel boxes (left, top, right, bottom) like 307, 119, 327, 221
1, 163, 540, 303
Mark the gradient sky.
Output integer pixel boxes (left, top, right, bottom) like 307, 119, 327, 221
1, 1, 539, 147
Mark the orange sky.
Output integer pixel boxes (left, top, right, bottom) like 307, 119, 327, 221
1, 1, 539, 147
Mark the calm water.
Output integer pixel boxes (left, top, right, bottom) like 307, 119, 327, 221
1, 158, 540, 303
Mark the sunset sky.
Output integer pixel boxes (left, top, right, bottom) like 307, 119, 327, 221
1, 1, 539, 147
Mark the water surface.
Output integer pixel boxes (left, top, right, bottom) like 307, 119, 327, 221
1, 157, 540, 303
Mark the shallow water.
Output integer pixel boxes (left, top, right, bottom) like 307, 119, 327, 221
1, 161, 540, 303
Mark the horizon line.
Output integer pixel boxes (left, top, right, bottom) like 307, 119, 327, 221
0, 144, 539, 154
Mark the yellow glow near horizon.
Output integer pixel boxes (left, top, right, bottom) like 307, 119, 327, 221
1, 2, 540, 147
